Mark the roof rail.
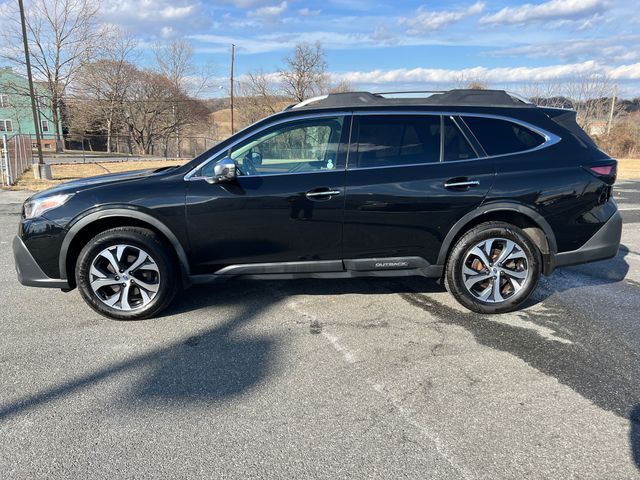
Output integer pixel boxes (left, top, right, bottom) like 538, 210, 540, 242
374, 90, 445, 96
290, 95, 329, 109
283, 89, 535, 110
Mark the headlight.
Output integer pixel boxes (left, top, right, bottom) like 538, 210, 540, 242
23, 193, 74, 219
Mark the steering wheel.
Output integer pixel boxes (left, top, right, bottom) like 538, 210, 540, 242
242, 152, 260, 176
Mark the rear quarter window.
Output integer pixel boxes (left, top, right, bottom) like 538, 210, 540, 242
462, 116, 545, 156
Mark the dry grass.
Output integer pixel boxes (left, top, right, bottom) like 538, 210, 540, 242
7, 160, 186, 192
617, 158, 640, 180
4, 157, 640, 192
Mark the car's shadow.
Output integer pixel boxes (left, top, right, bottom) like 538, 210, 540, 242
632, 405, 640, 470
521, 243, 632, 309
0, 288, 277, 421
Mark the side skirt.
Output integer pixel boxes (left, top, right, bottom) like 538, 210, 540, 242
188, 258, 444, 284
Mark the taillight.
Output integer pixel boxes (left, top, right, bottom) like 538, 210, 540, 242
585, 161, 617, 185
590, 165, 614, 176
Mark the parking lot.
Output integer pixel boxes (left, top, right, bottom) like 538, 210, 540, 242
1, 183, 639, 479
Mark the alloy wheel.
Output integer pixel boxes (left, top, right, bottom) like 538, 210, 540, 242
89, 244, 161, 311
461, 237, 529, 303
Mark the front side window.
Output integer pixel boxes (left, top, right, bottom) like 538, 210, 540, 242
0, 95, 9, 107
353, 115, 440, 169
0, 120, 13, 132
203, 116, 345, 177
462, 116, 545, 156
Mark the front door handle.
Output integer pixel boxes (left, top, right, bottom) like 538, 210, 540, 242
306, 188, 342, 199
444, 179, 480, 189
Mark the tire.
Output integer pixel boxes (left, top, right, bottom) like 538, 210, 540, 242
445, 221, 542, 314
76, 227, 178, 320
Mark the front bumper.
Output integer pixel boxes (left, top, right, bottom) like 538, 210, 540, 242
12, 236, 69, 289
554, 210, 623, 269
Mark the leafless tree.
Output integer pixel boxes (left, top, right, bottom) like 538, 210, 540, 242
0, 0, 105, 152
519, 74, 619, 131
236, 70, 283, 125
152, 40, 213, 156
280, 42, 329, 102
72, 29, 138, 152
120, 69, 209, 156
329, 79, 353, 93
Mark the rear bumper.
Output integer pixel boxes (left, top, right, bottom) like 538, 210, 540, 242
553, 210, 622, 269
12, 236, 69, 289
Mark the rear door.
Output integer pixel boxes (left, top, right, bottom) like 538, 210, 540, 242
342, 113, 495, 267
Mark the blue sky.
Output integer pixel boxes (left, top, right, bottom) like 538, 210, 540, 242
12, 0, 640, 96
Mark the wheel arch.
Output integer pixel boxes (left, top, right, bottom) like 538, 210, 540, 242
437, 202, 557, 274
60, 209, 190, 288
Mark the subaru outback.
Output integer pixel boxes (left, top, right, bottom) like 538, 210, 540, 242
13, 89, 622, 319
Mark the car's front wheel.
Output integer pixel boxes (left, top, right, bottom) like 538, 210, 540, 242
76, 227, 178, 320
445, 221, 541, 314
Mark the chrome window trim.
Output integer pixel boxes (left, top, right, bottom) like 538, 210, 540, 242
184, 111, 351, 181
347, 110, 561, 169
184, 109, 561, 180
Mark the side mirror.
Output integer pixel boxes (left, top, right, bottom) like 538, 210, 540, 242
205, 158, 236, 184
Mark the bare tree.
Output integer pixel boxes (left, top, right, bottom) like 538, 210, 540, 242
236, 70, 283, 125
0, 0, 105, 152
120, 69, 209, 156
152, 40, 212, 156
73, 29, 138, 152
519, 74, 619, 132
280, 42, 329, 102
329, 78, 353, 93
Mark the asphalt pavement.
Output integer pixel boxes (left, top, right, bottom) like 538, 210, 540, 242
1, 182, 639, 479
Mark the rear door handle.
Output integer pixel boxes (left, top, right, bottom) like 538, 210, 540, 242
444, 179, 480, 189
306, 188, 342, 199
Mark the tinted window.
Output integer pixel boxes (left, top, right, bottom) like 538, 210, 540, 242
355, 115, 440, 168
463, 116, 545, 156
203, 117, 344, 177
443, 116, 476, 161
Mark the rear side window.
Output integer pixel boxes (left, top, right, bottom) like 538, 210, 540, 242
354, 115, 440, 168
462, 116, 545, 156
443, 116, 477, 161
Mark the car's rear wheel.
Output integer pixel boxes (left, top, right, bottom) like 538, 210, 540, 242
76, 227, 178, 320
445, 221, 541, 314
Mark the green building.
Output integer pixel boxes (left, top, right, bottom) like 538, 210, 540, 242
0, 67, 60, 150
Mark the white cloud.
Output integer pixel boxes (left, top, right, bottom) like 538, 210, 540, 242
298, 8, 321, 17
331, 61, 615, 85
159, 5, 195, 19
400, 2, 485, 34
609, 63, 640, 80
480, 0, 608, 25
491, 35, 640, 63
248, 1, 288, 18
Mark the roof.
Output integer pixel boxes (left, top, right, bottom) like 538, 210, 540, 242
287, 89, 534, 111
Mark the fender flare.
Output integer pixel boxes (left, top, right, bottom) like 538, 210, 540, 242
435, 201, 558, 266
59, 208, 190, 281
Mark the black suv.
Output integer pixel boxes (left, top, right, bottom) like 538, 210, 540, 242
13, 89, 622, 319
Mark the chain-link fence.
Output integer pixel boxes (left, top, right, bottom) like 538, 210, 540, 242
57, 134, 219, 163
1, 134, 33, 186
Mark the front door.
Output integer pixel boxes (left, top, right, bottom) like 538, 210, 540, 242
342, 114, 495, 266
186, 115, 350, 274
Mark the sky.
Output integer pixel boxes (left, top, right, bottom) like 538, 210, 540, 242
9, 0, 640, 97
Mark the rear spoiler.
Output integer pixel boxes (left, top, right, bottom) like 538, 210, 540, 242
539, 107, 597, 148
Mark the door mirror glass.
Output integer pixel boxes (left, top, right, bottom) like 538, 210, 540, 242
204, 157, 236, 184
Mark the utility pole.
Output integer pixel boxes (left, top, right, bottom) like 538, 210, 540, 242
606, 86, 617, 136
230, 43, 235, 134
17, 0, 46, 175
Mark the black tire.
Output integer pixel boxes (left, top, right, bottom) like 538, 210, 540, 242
445, 221, 542, 314
76, 227, 178, 320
